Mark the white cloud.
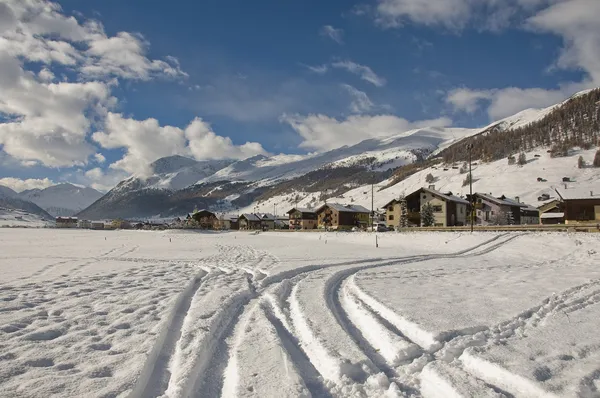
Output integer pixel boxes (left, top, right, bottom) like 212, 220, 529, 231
341, 84, 374, 113
331, 60, 387, 87
93, 153, 106, 163
304, 64, 329, 74
93, 113, 267, 176
0, 0, 187, 170
373, 0, 548, 31
0, 177, 55, 192
320, 25, 344, 44
281, 113, 452, 151
445, 0, 600, 120
79, 167, 127, 192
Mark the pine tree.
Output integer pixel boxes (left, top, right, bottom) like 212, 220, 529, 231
462, 173, 472, 187
506, 211, 515, 225
518, 152, 527, 166
399, 195, 408, 228
425, 173, 435, 183
578, 156, 585, 169
421, 203, 435, 227
594, 149, 600, 167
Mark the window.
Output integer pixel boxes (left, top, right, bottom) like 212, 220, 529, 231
432, 205, 443, 212
422, 195, 427, 199
388, 206, 394, 211
388, 215, 394, 221
485, 211, 490, 221
491, 211, 495, 215
460, 206, 464, 214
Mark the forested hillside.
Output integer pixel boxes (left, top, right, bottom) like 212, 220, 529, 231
441, 89, 600, 163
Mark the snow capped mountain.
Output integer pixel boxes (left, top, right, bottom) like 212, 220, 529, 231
19, 183, 103, 217
0, 185, 18, 199
79, 87, 600, 220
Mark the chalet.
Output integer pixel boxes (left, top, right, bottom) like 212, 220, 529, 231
191, 210, 218, 229
91, 222, 104, 230
256, 213, 276, 230
386, 187, 468, 228
239, 213, 262, 230
287, 207, 317, 230
78, 219, 91, 229
470, 193, 523, 225
498, 197, 540, 225
56, 217, 78, 228
215, 214, 239, 230
555, 187, 600, 224
316, 203, 370, 231
275, 216, 290, 230
538, 200, 565, 224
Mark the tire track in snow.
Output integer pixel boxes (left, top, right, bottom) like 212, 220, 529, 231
128, 270, 207, 398
147, 235, 513, 397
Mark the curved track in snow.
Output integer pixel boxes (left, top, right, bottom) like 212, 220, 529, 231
129, 233, 532, 397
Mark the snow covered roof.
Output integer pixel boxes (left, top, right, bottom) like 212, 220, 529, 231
498, 197, 530, 208
287, 207, 316, 214
422, 187, 469, 205
541, 212, 565, 219
555, 186, 600, 201
475, 193, 517, 207
240, 213, 261, 221
318, 203, 371, 213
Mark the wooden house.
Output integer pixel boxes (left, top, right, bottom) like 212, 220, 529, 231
555, 187, 600, 224
215, 214, 239, 230
256, 213, 276, 230
287, 207, 317, 230
389, 187, 468, 227
315, 203, 370, 230
470, 193, 523, 225
191, 210, 218, 229
497, 196, 540, 225
239, 213, 262, 230
56, 217, 78, 228
538, 200, 564, 224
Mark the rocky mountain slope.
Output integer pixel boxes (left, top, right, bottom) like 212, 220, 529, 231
19, 183, 103, 217
0, 186, 53, 221
78, 88, 600, 220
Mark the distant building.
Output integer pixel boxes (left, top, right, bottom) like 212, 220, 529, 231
287, 208, 317, 230
498, 197, 540, 225
56, 217, 78, 228
215, 214, 239, 230
386, 187, 468, 228
470, 193, 524, 226
191, 210, 218, 229
275, 216, 290, 230
555, 186, 600, 224
538, 200, 564, 225
239, 214, 262, 230
91, 222, 105, 230
315, 203, 370, 230
78, 220, 91, 229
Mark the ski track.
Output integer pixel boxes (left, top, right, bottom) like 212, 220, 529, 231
107, 232, 600, 398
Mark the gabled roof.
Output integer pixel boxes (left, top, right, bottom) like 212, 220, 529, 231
287, 207, 316, 214
474, 193, 517, 207
555, 186, 600, 201
381, 199, 400, 209
257, 213, 275, 220
317, 203, 370, 214
498, 197, 530, 208
408, 187, 470, 205
221, 214, 239, 221
240, 213, 261, 221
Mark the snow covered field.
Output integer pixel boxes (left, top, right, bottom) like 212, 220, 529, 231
0, 230, 599, 397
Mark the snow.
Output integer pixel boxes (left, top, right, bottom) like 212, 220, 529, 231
18, 184, 103, 216
1, 229, 599, 397
555, 185, 600, 201
0, 208, 49, 228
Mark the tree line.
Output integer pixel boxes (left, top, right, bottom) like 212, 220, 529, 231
440, 88, 600, 164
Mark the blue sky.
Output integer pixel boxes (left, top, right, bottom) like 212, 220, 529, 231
0, 0, 598, 191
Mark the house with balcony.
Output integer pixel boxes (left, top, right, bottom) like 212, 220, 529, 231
386, 187, 468, 228
287, 207, 317, 230
469, 193, 525, 225
315, 203, 370, 230
555, 186, 600, 224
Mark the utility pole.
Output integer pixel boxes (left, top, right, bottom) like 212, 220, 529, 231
371, 183, 374, 231
468, 144, 474, 233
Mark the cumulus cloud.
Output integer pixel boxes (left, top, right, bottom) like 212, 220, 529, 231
373, 0, 548, 31
281, 113, 452, 151
443, 0, 600, 120
341, 84, 375, 113
0, 177, 55, 192
93, 113, 267, 176
0, 0, 187, 170
319, 25, 344, 44
331, 60, 387, 87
